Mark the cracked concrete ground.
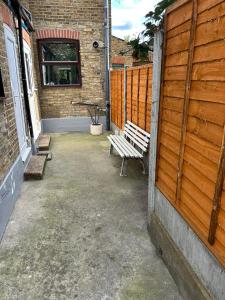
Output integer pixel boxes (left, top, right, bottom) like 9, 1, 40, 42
0, 133, 182, 300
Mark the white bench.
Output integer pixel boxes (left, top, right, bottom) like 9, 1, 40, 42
107, 121, 151, 176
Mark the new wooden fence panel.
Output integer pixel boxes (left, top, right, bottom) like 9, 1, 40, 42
111, 69, 124, 129
110, 65, 152, 133
156, 0, 225, 267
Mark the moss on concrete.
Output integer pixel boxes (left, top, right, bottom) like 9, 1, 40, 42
0, 133, 182, 299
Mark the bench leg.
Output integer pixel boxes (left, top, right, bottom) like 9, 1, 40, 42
109, 144, 113, 157
120, 158, 128, 176
140, 159, 147, 175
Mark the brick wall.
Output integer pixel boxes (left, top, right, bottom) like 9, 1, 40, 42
0, 2, 20, 183
27, 0, 110, 119
111, 35, 133, 67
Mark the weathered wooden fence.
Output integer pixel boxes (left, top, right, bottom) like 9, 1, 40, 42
156, 0, 225, 266
110, 64, 152, 133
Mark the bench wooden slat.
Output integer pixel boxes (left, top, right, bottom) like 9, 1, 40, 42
110, 135, 135, 157
107, 136, 125, 158
113, 136, 142, 158
125, 124, 150, 143
115, 136, 143, 158
111, 136, 135, 157
124, 131, 148, 152
127, 120, 151, 138
124, 128, 149, 149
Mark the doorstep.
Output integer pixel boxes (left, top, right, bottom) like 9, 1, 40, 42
36, 134, 51, 151
24, 155, 47, 180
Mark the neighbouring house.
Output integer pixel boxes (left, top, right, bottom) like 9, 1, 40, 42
111, 35, 153, 69
0, 0, 111, 240
132, 49, 153, 67
111, 35, 133, 69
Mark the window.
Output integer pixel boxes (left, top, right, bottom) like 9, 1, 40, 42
38, 40, 81, 87
112, 64, 124, 70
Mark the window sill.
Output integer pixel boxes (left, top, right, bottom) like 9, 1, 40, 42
42, 84, 82, 89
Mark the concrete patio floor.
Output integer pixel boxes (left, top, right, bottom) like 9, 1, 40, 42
0, 133, 182, 300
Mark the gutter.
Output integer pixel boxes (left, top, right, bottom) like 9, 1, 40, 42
104, 0, 110, 131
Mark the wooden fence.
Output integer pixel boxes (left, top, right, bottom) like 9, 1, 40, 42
110, 64, 152, 133
156, 0, 225, 267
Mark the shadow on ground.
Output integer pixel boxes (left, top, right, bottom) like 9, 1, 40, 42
0, 133, 182, 300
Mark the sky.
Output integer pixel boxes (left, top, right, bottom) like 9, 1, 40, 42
112, 0, 160, 40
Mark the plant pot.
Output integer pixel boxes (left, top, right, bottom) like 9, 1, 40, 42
90, 123, 103, 135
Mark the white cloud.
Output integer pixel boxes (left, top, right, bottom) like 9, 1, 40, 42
112, 0, 159, 40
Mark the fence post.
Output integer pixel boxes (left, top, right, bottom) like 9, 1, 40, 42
124, 65, 127, 127
148, 30, 163, 214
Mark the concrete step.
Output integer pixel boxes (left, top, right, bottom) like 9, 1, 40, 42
24, 155, 47, 180
37, 134, 51, 151
37, 151, 52, 161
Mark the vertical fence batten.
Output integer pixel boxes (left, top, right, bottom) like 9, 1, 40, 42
120, 70, 123, 129
130, 69, 133, 123
208, 126, 225, 245
137, 68, 140, 126
176, 0, 198, 203
124, 66, 127, 126
144, 67, 149, 131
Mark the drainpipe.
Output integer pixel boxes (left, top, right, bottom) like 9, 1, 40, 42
104, 0, 110, 130
14, 0, 36, 154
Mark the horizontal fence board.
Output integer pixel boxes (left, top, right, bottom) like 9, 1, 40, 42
179, 201, 209, 239
197, 1, 225, 25
157, 177, 176, 203
167, 20, 191, 39
187, 116, 224, 147
194, 39, 225, 63
183, 162, 215, 201
182, 176, 213, 214
190, 81, 225, 104
162, 96, 184, 112
181, 190, 210, 230
164, 65, 187, 81
166, 31, 190, 55
158, 157, 178, 182
159, 144, 179, 169
185, 132, 220, 164
189, 99, 225, 127
162, 109, 183, 127
163, 81, 185, 98
195, 14, 225, 47
165, 51, 189, 67
167, 1, 192, 30
184, 146, 218, 183
160, 132, 180, 155
161, 120, 181, 141
198, 0, 225, 14
157, 169, 176, 199
192, 61, 225, 81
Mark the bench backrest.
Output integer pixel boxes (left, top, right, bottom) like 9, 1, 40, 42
124, 121, 150, 153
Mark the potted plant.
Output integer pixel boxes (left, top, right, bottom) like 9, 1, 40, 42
87, 105, 103, 136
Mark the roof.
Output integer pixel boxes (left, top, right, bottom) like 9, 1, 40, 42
112, 35, 126, 42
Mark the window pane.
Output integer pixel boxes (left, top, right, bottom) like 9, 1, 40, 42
25, 53, 33, 91
42, 43, 78, 62
42, 64, 80, 86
